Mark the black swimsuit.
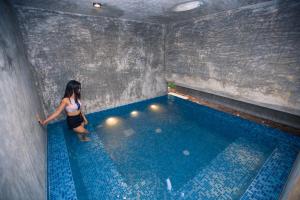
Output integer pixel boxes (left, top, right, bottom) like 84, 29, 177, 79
66, 98, 83, 129
67, 113, 84, 129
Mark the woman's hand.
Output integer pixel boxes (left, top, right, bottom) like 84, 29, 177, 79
39, 120, 47, 126
81, 112, 88, 125
36, 114, 47, 126
36, 100, 67, 126
83, 115, 88, 125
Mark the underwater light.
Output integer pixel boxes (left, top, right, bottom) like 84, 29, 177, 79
155, 128, 162, 133
130, 111, 139, 117
150, 104, 160, 111
93, 2, 102, 8
183, 150, 190, 156
105, 117, 119, 126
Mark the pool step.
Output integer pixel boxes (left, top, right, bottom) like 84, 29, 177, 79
172, 138, 269, 200
65, 132, 130, 200
240, 144, 299, 200
126, 175, 167, 199
65, 132, 166, 200
47, 124, 78, 200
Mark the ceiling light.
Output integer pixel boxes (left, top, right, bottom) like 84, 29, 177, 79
173, 1, 201, 12
93, 2, 102, 8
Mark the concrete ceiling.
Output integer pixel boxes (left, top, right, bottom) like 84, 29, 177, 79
11, 0, 269, 23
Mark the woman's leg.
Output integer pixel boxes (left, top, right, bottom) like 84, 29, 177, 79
73, 124, 90, 141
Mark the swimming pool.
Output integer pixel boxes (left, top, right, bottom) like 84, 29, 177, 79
47, 95, 300, 200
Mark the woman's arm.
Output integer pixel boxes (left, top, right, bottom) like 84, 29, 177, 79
39, 99, 67, 125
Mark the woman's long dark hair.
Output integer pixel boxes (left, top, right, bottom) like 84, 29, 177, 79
63, 80, 81, 103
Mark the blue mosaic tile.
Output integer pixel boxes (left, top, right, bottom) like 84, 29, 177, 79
47, 122, 77, 200
171, 137, 271, 200
47, 95, 300, 200
64, 127, 167, 200
64, 131, 129, 200
240, 144, 299, 200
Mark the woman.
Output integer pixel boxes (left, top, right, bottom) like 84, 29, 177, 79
38, 80, 90, 141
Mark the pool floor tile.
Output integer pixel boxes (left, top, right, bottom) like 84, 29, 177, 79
47, 96, 300, 200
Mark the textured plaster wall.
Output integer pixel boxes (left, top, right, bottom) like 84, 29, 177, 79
0, 0, 46, 199
10, 0, 268, 23
165, 0, 300, 116
16, 7, 166, 116
281, 153, 300, 200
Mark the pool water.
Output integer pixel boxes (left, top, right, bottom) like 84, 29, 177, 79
48, 95, 300, 200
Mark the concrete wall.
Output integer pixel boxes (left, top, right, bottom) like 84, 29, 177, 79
165, 0, 300, 116
0, 0, 46, 199
281, 153, 300, 200
15, 6, 166, 116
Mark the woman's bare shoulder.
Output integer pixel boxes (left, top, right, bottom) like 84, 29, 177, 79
61, 98, 70, 104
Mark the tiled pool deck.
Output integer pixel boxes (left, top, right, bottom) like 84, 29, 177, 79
47, 95, 300, 200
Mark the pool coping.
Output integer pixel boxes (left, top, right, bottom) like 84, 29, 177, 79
168, 89, 300, 135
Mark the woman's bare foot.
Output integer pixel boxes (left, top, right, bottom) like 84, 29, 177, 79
81, 135, 91, 142
77, 134, 90, 142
